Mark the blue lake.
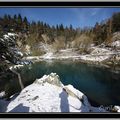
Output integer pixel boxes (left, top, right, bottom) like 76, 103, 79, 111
20, 60, 120, 106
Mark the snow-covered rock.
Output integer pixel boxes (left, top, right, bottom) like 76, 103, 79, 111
79, 46, 116, 62
111, 40, 120, 48
108, 32, 120, 49
8, 33, 18, 37
5, 73, 106, 112
0, 91, 5, 99
25, 45, 31, 55
3, 32, 18, 40
15, 51, 23, 57
9, 65, 24, 70
113, 106, 120, 112
91, 47, 111, 55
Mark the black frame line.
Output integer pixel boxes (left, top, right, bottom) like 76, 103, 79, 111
0, 1, 119, 7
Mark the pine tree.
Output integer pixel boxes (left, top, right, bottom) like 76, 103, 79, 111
3, 14, 9, 32
70, 24, 73, 31
112, 12, 120, 32
18, 14, 22, 24
17, 14, 22, 31
23, 16, 29, 32
14, 14, 17, 21
59, 24, 64, 31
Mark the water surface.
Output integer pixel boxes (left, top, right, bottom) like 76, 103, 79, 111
20, 60, 120, 106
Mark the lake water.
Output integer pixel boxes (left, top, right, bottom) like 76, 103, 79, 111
19, 60, 120, 106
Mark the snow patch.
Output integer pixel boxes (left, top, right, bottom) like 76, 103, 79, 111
41, 52, 54, 59
8, 33, 18, 36
0, 91, 5, 98
111, 40, 120, 48
80, 55, 110, 62
15, 51, 23, 57
9, 65, 24, 71
3, 34, 9, 39
113, 106, 120, 112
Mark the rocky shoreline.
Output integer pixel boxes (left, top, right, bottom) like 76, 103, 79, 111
22, 53, 120, 73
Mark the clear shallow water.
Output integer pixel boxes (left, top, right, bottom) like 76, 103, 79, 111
19, 60, 120, 106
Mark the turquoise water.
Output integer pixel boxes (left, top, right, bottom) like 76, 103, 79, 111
20, 60, 120, 106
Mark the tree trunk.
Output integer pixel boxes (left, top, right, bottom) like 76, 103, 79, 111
10, 69, 24, 90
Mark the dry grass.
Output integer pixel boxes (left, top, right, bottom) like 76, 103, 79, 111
71, 34, 94, 48
52, 36, 66, 52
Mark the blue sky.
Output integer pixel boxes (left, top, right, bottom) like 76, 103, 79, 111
0, 8, 120, 28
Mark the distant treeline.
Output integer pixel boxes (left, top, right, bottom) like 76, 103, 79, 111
0, 12, 120, 45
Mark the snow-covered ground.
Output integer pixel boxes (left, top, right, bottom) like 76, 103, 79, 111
0, 73, 106, 112
80, 55, 110, 62
90, 47, 113, 55
24, 46, 118, 63
41, 52, 54, 59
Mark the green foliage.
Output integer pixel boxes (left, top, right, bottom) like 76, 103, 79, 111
0, 26, 23, 98
93, 18, 112, 45
112, 12, 120, 33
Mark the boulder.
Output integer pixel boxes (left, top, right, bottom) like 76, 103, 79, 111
5, 73, 106, 112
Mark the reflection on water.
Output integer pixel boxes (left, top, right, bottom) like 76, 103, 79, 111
19, 60, 120, 106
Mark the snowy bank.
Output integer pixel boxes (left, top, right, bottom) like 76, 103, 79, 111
9, 65, 24, 70
24, 46, 117, 63
5, 73, 106, 112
